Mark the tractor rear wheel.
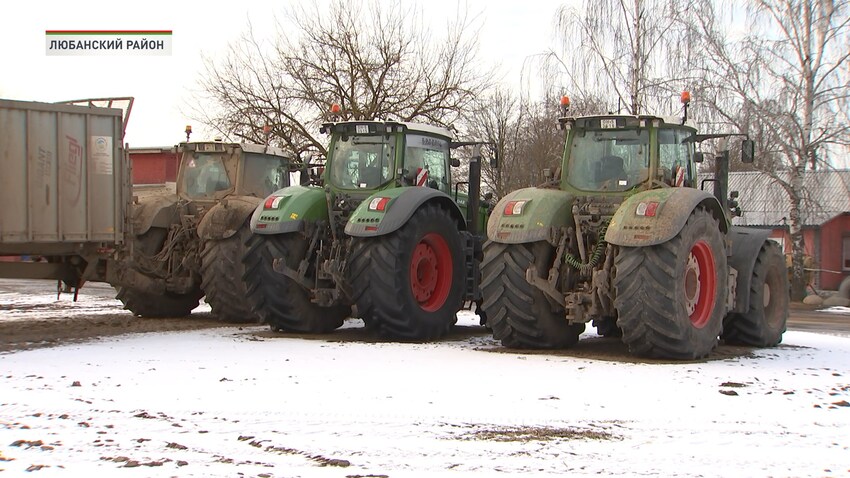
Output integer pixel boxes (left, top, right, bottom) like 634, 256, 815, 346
200, 224, 258, 323
613, 207, 727, 359
116, 227, 203, 318
242, 233, 348, 333
722, 241, 788, 346
481, 240, 584, 348
349, 203, 462, 340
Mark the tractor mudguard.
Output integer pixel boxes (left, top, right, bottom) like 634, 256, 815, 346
727, 226, 773, 314
605, 188, 729, 247
486, 187, 574, 245
345, 187, 465, 237
197, 196, 261, 241
250, 185, 328, 235
132, 194, 179, 236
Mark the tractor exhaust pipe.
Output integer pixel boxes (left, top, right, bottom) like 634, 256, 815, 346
466, 144, 482, 235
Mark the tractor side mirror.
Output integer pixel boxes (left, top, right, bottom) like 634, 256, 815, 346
694, 151, 704, 163
483, 192, 493, 202
741, 140, 755, 164
450, 158, 461, 167
489, 152, 499, 169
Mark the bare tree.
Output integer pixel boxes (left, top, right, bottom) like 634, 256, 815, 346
191, 0, 489, 162
689, 0, 850, 299
550, 0, 698, 115
464, 89, 606, 199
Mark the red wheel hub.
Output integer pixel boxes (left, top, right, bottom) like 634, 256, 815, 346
684, 240, 717, 328
409, 232, 452, 312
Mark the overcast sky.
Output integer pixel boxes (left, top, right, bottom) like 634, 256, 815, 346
2, 0, 569, 147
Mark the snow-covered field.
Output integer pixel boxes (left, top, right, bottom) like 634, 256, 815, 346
0, 315, 848, 477
2, 280, 850, 476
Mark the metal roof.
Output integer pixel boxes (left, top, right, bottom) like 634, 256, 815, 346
723, 170, 850, 227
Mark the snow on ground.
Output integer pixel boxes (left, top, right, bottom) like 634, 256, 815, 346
1, 281, 849, 476
1, 310, 849, 477
823, 306, 850, 315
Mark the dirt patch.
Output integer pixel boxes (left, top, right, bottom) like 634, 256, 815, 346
0, 313, 230, 353
453, 424, 618, 442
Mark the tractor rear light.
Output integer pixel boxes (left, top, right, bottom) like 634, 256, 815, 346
503, 200, 527, 216
368, 197, 391, 212
263, 196, 284, 209
635, 201, 659, 217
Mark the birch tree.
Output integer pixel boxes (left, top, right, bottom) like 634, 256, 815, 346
552, 0, 698, 115
689, 0, 850, 299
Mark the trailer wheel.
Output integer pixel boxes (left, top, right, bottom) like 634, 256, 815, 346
242, 233, 348, 333
481, 240, 584, 349
200, 223, 258, 323
722, 241, 788, 346
116, 228, 202, 318
349, 203, 462, 340
614, 207, 727, 359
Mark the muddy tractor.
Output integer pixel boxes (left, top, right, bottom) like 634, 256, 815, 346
244, 119, 493, 340
115, 139, 295, 322
481, 94, 789, 359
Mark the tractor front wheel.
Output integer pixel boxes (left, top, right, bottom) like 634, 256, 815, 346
349, 203, 462, 340
722, 241, 788, 346
614, 207, 727, 359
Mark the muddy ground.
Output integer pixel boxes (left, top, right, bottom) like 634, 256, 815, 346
1, 279, 847, 362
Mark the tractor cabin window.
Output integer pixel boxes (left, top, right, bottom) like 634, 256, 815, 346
658, 129, 694, 187
567, 128, 650, 192
329, 136, 393, 189
403, 134, 450, 193
184, 154, 232, 198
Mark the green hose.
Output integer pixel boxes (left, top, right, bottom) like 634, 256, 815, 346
564, 221, 609, 273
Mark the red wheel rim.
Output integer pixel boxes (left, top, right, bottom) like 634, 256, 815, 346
684, 240, 717, 328
409, 232, 452, 312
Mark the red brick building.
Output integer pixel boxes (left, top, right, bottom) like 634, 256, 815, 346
129, 146, 179, 184
729, 170, 850, 291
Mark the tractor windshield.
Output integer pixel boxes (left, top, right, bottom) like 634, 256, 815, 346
566, 128, 650, 192
183, 153, 232, 199
329, 135, 393, 190
240, 153, 289, 198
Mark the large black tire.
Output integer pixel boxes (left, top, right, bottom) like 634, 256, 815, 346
116, 228, 202, 318
242, 233, 348, 333
722, 241, 788, 346
348, 203, 463, 340
613, 207, 727, 359
481, 240, 584, 348
200, 224, 258, 323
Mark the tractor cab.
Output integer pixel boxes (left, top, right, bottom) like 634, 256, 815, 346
321, 121, 455, 198
559, 114, 700, 194
176, 141, 293, 204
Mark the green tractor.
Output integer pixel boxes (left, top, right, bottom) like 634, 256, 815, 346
481, 94, 789, 359
116, 139, 295, 322
243, 119, 492, 340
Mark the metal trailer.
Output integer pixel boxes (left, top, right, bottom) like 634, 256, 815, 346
0, 98, 129, 292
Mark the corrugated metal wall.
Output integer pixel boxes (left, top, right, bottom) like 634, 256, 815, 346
0, 99, 125, 245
